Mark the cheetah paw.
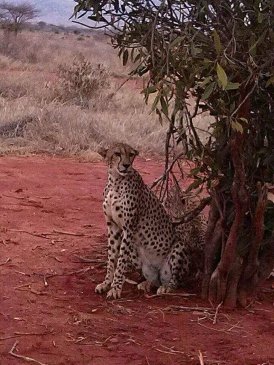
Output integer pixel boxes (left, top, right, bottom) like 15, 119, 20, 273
156, 285, 173, 295
137, 280, 152, 293
106, 287, 122, 300
95, 281, 111, 294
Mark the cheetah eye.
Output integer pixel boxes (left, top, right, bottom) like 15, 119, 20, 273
129, 152, 135, 157
114, 152, 121, 157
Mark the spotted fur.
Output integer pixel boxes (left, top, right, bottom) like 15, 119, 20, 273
95, 143, 205, 299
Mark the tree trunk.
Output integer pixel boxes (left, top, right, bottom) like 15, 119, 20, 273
238, 183, 268, 306
207, 133, 249, 306
258, 233, 274, 282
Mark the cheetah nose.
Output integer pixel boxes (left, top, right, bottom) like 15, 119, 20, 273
123, 163, 130, 169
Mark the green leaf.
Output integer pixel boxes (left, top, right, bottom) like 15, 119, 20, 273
212, 30, 222, 55
141, 85, 157, 95
151, 93, 161, 111
216, 63, 228, 89
72, 4, 82, 18
239, 117, 248, 124
170, 36, 184, 47
257, 11, 264, 24
122, 49, 129, 66
155, 108, 163, 125
202, 82, 215, 100
191, 44, 202, 56
189, 167, 201, 176
266, 76, 274, 87
249, 30, 267, 55
199, 76, 212, 87
160, 96, 168, 116
225, 81, 240, 90
229, 101, 236, 113
231, 121, 243, 133
203, 58, 213, 65
186, 178, 203, 192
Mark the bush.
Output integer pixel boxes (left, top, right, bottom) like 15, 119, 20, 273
56, 56, 110, 107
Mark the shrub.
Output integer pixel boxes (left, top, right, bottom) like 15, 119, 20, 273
56, 56, 110, 107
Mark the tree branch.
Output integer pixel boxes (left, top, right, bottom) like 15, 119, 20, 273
172, 196, 211, 225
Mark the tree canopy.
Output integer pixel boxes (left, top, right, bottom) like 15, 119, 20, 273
0, 1, 39, 33
73, 0, 274, 307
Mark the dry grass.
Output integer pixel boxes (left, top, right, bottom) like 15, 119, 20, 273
0, 28, 166, 156
0, 27, 211, 157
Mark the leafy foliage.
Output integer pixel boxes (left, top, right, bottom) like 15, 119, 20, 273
73, 0, 274, 307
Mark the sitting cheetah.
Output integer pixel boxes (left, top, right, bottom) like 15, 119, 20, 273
95, 143, 205, 299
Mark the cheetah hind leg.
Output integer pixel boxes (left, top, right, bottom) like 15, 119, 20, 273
156, 283, 175, 295
157, 243, 189, 295
157, 260, 176, 295
137, 280, 153, 293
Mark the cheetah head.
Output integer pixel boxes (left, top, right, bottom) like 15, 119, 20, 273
98, 143, 139, 176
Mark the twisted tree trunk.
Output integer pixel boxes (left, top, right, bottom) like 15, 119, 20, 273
204, 133, 249, 306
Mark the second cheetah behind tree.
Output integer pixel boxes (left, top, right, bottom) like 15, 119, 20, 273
95, 143, 204, 299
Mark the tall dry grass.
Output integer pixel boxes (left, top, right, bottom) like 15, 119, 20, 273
0, 28, 212, 157
0, 28, 167, 157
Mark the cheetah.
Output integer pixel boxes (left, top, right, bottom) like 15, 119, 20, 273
95, 143, 205, 299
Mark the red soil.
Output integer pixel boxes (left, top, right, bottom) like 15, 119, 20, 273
0, 156, 273, 365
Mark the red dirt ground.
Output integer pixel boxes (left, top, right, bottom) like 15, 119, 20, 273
0, 155, 273, 365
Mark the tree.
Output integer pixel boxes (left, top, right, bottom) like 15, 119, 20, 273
0, 1, 39, 34
73, 0, 274, 307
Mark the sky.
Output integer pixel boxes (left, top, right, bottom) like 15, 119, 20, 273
7, 0, 78, 26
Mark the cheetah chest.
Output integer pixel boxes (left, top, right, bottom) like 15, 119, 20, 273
104, 190, 124, 228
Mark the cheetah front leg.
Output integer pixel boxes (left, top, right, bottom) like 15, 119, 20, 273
95, 220, 121, 294
106, 230, 133, 300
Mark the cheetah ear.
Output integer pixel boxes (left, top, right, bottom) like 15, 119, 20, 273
98, 146, 108, 159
